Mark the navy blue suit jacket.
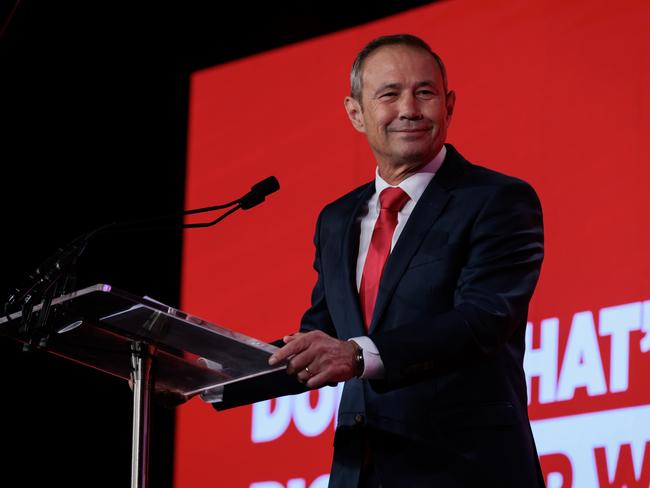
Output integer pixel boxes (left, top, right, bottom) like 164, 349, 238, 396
300, 144, 546, 487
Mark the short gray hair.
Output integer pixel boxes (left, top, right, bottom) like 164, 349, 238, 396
349, 34, 448, 103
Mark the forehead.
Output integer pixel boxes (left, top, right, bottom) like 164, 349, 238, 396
361, 45, 442, 89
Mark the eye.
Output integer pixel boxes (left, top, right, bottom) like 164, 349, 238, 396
379, 92, 398, 99
416, 90, 435, 99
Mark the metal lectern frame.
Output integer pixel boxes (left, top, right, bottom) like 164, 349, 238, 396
0, 283, 285, 488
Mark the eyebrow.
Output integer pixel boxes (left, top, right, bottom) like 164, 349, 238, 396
373, 80, 437, 96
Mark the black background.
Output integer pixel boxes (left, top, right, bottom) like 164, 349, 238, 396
0, 2, 434, 486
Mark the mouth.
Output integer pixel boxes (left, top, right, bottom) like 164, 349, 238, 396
389, 127, 433, 133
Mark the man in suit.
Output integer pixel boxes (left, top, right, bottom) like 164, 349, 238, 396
268, 34, 545, 487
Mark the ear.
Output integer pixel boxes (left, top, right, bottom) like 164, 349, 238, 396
344, 96, 366, 133
445, 90, 456, 125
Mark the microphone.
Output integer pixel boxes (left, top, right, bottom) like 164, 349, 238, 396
239, 176, 280, 210
4, 176, 281, 313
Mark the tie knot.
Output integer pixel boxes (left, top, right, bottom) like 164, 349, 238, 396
379, 187, 410, 212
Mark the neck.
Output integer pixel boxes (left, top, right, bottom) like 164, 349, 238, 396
377, 161, 428, 185
376, 144, 445, 185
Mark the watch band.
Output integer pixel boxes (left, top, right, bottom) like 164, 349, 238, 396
349, 339, 365, 378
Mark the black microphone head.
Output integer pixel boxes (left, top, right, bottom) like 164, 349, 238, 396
240, 176, 280, 210
251, 176, 280, 196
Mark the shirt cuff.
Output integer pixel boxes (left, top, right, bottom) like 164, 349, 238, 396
349, 336, 385, 379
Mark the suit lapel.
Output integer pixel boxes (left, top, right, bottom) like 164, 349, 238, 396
340, 182, 375, 337
368, 146, 465, 333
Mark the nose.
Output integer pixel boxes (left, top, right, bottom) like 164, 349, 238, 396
398, 92, 423, 120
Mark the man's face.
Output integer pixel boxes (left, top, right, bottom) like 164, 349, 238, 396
345, 44, 455, 169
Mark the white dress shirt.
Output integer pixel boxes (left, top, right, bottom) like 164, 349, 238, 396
351, 145, 446, 379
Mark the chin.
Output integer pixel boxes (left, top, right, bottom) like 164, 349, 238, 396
395, 146, 435, 165
393, 153, 431, 167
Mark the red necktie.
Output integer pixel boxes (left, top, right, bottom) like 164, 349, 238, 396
359, 187, 411, 330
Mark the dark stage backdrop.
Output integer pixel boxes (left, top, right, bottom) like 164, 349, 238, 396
179, 1, 650, 487
0, 1, 433, 487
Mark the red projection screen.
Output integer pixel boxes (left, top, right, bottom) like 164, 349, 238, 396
177, 1, 650, 487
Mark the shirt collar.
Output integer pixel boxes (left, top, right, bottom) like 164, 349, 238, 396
374, 145, 446, 205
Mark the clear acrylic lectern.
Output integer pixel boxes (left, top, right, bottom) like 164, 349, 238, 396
0, 283, 286, 488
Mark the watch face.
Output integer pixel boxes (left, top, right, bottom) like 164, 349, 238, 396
355, 348, 364, 377
349, 340, 364, 377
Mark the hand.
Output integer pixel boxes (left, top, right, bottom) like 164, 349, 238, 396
268, 330, 357, 388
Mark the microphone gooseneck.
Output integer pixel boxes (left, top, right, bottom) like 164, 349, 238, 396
4, 176, 280, 319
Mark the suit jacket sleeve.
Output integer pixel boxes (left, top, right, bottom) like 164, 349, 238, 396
369, 179, 544, 389
299, 209, 339, 336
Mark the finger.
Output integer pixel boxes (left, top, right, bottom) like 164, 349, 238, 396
269, 338, 305, 365
283, 332, 303, 343
296, 361, 322, 384
296, 367, 312, 384
306, 370, 329, 389
287, 348, 318, 374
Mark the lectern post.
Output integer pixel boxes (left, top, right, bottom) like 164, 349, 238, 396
131, 341, 154, 488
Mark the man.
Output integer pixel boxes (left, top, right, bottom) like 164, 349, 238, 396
234, 34, 545, 487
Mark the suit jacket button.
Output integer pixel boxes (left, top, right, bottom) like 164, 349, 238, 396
354, 414, 364, 425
